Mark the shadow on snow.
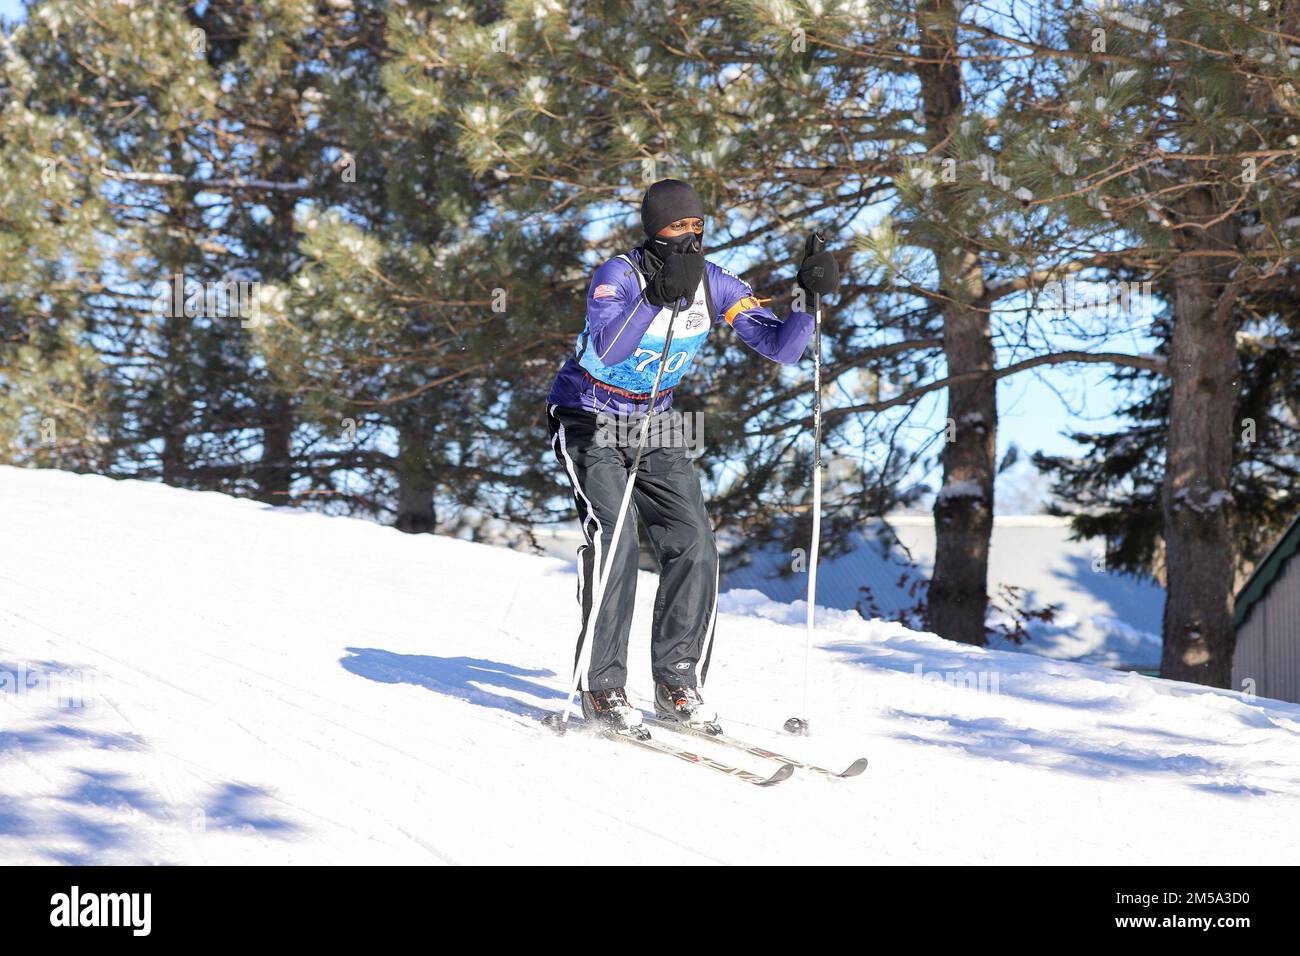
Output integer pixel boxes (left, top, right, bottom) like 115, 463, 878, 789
0, 692, 302, 862
340, 648, 563, 719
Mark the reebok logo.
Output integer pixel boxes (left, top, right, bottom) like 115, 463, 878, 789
50, 886, 151, 936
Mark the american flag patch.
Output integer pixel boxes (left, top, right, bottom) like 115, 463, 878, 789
592, 283, 617, 299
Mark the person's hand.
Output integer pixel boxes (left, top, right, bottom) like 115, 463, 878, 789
646, 252, 705, 308
797, 234, 839, 296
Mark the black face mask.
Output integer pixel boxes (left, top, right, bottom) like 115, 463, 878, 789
645, 229, 702, 263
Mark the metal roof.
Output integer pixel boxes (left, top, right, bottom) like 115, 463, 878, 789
1234, 512, 1300, 628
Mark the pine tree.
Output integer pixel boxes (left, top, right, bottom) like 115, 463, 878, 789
1014, 0, 1300, 685
248, 1, 582, 534
0, 22, 115, 471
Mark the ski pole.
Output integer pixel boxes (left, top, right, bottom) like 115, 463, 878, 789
788, 235, 826, 737
558, 297, 683, 726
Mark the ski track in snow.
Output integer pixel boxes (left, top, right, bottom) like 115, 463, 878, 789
2, 466, 1300, 864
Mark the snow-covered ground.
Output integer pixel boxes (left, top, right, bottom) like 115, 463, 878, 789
2, 466, 1298, 865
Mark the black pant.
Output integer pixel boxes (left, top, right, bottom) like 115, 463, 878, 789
546, 403, 719, 692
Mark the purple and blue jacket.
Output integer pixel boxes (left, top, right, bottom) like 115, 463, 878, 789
546, 246, 814, 416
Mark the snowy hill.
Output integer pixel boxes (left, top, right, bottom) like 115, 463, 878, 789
2, 466, 1299, 865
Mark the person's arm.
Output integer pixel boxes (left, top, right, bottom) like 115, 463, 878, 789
585, 257, 657, 366
708, 263, 813, 364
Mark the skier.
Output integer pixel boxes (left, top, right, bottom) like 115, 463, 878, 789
544, 178, 839, 735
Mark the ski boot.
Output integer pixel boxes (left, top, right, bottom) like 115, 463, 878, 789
582, 687, 649, 740
654, 683, 722, 735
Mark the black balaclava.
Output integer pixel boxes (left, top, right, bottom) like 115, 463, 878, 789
640, 179, 705, 264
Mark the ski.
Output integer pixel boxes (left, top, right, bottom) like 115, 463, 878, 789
604, 728, 794, 787
642, 714, 868, 779
541, 713, 794, 787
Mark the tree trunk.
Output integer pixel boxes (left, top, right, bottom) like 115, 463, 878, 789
395, 423, 436, 534
256, 185, 299, 504
915, 0, 997, 645
929, 260, 996, 646
256, 395, 294, 503
160, 175, 191, 488
159, 298, 188, 487
1160, 188, 1240, 686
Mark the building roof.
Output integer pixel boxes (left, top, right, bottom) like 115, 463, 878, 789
1235, 512, 1300, 628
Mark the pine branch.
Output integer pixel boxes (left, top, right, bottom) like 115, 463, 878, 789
99, 168, 312, 192
751, 350, 1169, 436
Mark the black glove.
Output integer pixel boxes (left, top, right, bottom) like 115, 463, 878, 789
645, 252, 706, 308
797, 233, 839, 296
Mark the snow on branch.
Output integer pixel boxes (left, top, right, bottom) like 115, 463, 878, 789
99, 168, 312, 192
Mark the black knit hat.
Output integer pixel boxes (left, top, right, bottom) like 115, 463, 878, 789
640, 179, 705, 238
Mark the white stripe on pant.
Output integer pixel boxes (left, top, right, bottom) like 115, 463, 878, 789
549, 403, 603, 692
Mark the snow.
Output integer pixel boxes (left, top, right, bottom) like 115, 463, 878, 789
3, 467, 1300, 864
936, 479, 984, 500
1171, 486, 1230, 513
